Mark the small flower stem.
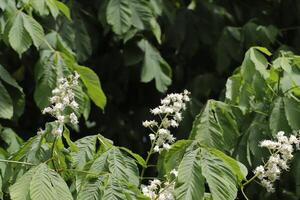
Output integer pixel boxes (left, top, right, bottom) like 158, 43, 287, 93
242, 173, 260, 187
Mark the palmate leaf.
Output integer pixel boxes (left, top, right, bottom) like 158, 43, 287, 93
175, 148, 205, 200
77, 147, 143, 200
10, 163, 72, 200
174, 146, 246, 200
4, 11, 44, 56
200, 148, 240, 200
31, 0, 70, 19
189, 100, 239, 152
77, 176, 105, 200
137, 39, 172, 92
157, 140, 192, 176
71, 135, 98, 170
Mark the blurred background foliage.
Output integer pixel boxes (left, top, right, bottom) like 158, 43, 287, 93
1, 0, 300, 164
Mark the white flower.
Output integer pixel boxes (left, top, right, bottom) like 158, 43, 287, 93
42, 107, 53, 114
151, 108, 162, 115
154, 145, 160, 152
41, 72, 80, 136
70, 113, 78, 125
149, 134, 156, 141
261, 179, 274, 193
254, 165, 265, 174
54, 103, 65, 111
143, 90, 191, 155
170, 120, 179, 127
143, 120, 158, 128
52, 126, 63, 137
170, 169, 178, 177
158, 128, 170, 136
162, 143, 171, 150
255, 131, 300, 193
70, 101, 79, 109
57, 115, 65, 123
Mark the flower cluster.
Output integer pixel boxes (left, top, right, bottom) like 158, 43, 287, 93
41, 72, 80, 136
254, 131, 300, 192
141, 169, 178, 200
143, 90, 190, 153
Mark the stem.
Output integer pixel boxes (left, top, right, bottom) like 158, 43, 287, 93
240, 186, 249, 200
0, 159, 35, 166
242, 173, 260, 187
51, 136, 58, 171
140, 114, 169, 183
140, 140, 156, 182
44, 39, 55, 52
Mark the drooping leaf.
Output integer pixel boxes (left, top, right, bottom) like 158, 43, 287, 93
269, 97, 292, 135
73, 65, 106, 110
284, 96, 300, 130
137, 39, 172, 92
106, 0, 132, 35
0, 65, 25, 118
0, 127, 23, 154
0, 81, 13, 119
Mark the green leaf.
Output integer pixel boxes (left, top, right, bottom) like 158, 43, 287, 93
157, 140, 192, 176
225, 74, 242, 104
175, 148, 205, 200
4, 11, 44, 56
22, 13, 44, 48
0, 81, 13, 119
241, 47, 269, 82
269, 97, 291, 135
119, 147, 146, 167
85, 147, 141, 199
200, 148, 239, 200
209, 148, 247, 183
74, 65, 107, 110
0, 127, 23, 154
0, 64, 25, 118
189, 100, 239, 151
45, 0, 59, 18
10, 163, 72, 200
71, 135, 98, 170
137, 39, 172, 92
9, 165, 35, 200
55, 0, 71, 20
34, 50, 61, 109
6, 12, 32, 56
77, 177, 105, 200
284, 96, 300, 130
106, 0, 132, 35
